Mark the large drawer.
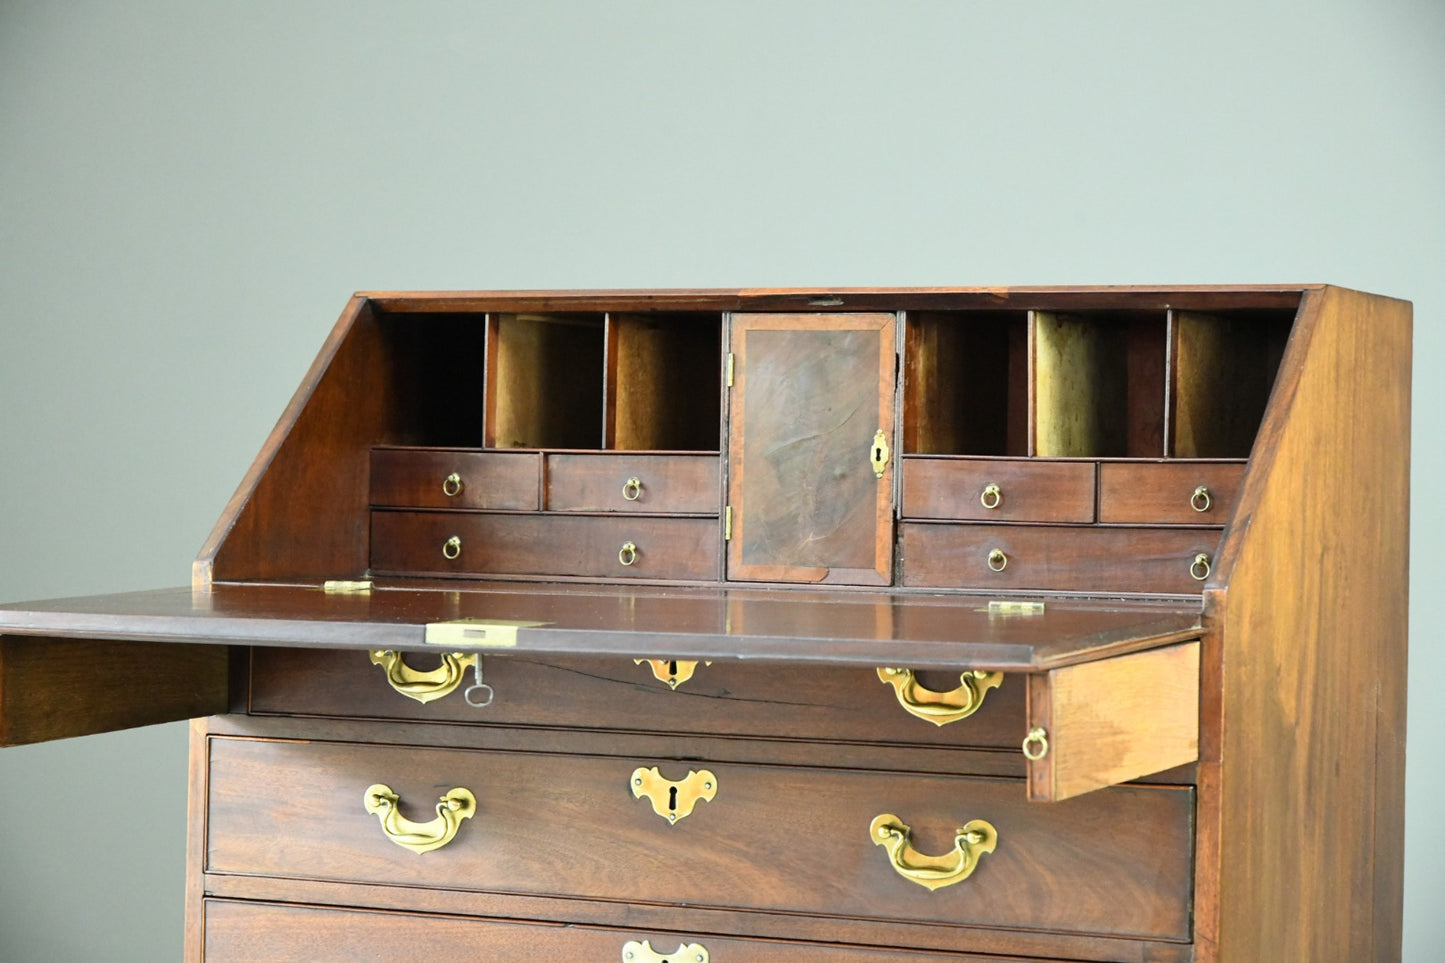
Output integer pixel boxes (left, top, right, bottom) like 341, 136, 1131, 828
1098, 460, 1245, 524
203, 899, 1049, 962
901, 457, 1096, 522
205, 735, 1194, 941
247, 648, 1028, 751
370, 448, 541, 511
546, 452, 720, 514
900, 522, 1221, 594
371, 511, 721, 580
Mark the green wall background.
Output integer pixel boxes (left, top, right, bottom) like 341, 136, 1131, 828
2, 2, 1441, 958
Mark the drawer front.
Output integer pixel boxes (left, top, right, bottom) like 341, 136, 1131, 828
203, 900, 1040, 962
1099, 461, 1245, 524
371, 449, 540, 510
901, 457, 1096, 522
900, 523, 1221, 593
248, 648, 1027, 751
547, 453, 720, 514
206, 736, 1193, 940
371, 511, 721, 580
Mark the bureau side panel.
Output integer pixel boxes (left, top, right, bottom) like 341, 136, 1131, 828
1203, 287, 1410, 961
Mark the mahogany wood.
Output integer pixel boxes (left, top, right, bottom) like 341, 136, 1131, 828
901, 456, 1096, 522
370, 448, 541, 510
1171, 310, 1291, 458
487, 313, 606, 449
606, 312, 723, 451
1098, 461, 1245, 525
545, 452, 720, 514
902, 310, 1029, 456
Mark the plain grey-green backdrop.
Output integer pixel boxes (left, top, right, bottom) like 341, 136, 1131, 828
2, 2, 1440, 959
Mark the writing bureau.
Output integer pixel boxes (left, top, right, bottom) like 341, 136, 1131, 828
0, 285, 1408, 961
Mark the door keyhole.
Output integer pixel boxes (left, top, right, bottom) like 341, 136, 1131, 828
669, 786, 678, 812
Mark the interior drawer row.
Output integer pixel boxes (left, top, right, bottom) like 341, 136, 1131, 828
203, 734, 1194, 943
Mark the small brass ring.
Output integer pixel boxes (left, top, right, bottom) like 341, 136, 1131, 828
1022, 726, 1049, 761
987, 548, 1007, 573
442, 472, 464, 497
1191, 485, 1211, 513
618, 541, 638, 566
980, 483, 1002, 510
442, 535, 462, 560
1191, 552, 1211, 581
622, 476, 643, 501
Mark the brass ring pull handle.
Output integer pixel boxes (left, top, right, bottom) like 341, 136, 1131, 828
622, 941, 710, 963
1022, 726, 1049, 760
1191, 485, 1211, 512
876, 667, 1004, 726
869, 813, 998, 891
618, 541, 638, 566
622, 476, 643, 501
442, 472, 464, 497
442, 535, 462, 560
364, 784, 476, 854
1191, 552, 1212, 581
987, 548, 1008, 572
980, 483, 1002, 510
369, 649, 478, 704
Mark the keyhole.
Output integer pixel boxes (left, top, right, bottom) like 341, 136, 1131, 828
668, 660, 678, 679
669, 786, 678, 811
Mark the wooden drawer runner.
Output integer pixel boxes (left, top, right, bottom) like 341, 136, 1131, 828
371, 511, 721, 580
206, 736, 1194, 941
547, 452, 720, 514
203, 899, 1051, 962
900, 523, 1220, 594
1098, 461, 1245, 524
901, 457, 1096, 522
248, 648, 1028, 751
371, 449, 540, 510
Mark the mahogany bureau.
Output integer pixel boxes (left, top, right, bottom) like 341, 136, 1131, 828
0, 285, 1410, 961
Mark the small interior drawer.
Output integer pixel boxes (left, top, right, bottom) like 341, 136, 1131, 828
901, 457, 1096, 522
370, 449, 541, 511
900, 522, 1221, 594
370, 510, 721, 580
205, 735, 1194, 941
546, 452, 720, 514
1098, 460, 1245, 524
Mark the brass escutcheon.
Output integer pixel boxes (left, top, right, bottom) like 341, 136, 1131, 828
442, 472, 464, 497
363, 784, 476, 855
1191, 485, 1211, 512
1191, 552, 1212, 581
870, 429, 890, 478
630, 766, 717, 825
622, 940, 709, 963
369, 649, 477, 704
622, 476, 643, 501
987, 548, 1008, 572
442, 535, 462, 560
870, 813, 998, 891
1022, 726, 1050, 760
980, 483, 1002, 510
634, 658, 712, 690
618, 541, 638, 566
876, 667, 1003, 726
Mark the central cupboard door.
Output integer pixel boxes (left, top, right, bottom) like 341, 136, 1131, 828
727, 313, 896, 584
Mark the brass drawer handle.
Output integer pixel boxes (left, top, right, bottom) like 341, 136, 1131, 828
980, 483, 1002, 510
622, 941, 709, 963
618, 541, 638, 566
870, 813, 997, 891
369, 650, 477, 704
442, 535, 462, 560
631, 766, 717, 825
622, 476, 643, 501
363, 784, 476, 854
442, 472, 464, 497
1191, 485, 1211, 512
1022, 725, 1050, 760
876, 668, 1003, 726
1191, 552, 1212, 581
987, 548, 1008, 572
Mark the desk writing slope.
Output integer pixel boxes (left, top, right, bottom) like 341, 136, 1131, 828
0, 285, 1409, 963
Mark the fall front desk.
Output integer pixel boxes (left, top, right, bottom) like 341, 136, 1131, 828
0, 286, 1410, 962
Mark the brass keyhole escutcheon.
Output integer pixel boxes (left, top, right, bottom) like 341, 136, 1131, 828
870, 429, 890, 478
622, 941, 710, 963
634, 658, 712, 689
630, 766, 717, 824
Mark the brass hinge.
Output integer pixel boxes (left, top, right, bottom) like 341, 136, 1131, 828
424, 618, 551, 647
986, 600, 1046, 617
323, 579, 373, 594
724, 505, 733, 541
725, 352, 735, 387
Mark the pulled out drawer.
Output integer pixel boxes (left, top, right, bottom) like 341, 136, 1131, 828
205, 735, 1195, 942
371, 511, 721, 581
